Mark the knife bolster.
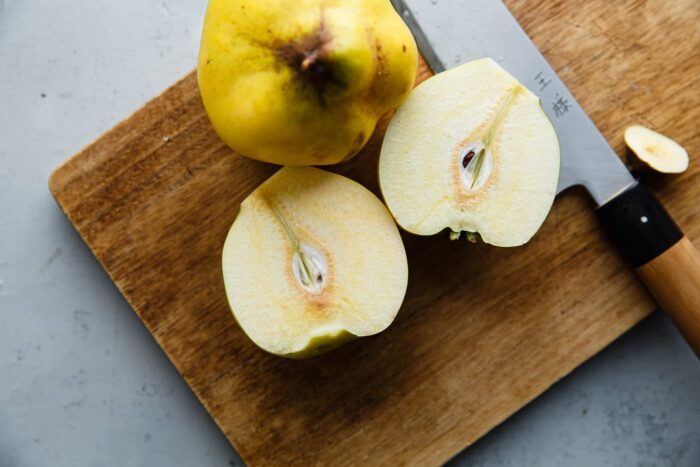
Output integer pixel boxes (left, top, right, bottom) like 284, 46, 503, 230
597, 183, 683, 268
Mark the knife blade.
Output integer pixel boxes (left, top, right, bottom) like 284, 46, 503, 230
393, 0, 700, 355
392, 0, 635, 206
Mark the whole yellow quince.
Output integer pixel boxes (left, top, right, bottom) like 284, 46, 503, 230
198, 0, 419, 166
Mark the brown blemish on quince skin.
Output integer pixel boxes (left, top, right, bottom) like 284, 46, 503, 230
342, 132, 367, 161
274, 15, 347, 106
364, 35, 391, 104
275, 22, 332, 73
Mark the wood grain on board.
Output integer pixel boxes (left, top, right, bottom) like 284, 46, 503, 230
49, 0, 699, 465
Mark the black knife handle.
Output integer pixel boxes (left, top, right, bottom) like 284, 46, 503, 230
597, 182, 700, 357
597, 183, 682, 269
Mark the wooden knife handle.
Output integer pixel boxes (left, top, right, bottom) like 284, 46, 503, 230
598, 183, 700, 356
636, 237, 700, 355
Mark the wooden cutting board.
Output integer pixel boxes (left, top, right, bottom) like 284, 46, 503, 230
49, 0, 699, 465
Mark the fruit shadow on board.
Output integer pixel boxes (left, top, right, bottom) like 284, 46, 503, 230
237, 236, 508, 450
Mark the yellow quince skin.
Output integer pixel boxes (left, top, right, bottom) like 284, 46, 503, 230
198, 0, 419, 166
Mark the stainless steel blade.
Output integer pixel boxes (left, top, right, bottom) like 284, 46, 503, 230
392, 0, 636, 206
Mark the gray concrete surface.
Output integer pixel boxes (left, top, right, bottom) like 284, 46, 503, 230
0, 1, 698, 466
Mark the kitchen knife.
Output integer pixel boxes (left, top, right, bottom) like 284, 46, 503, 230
392, 0, 700, 355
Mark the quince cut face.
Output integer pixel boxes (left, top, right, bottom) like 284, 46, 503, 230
198, 0, 419, 166
222, 167, 408, 358
624, 125, 689, 174
379, 58, 560, 247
